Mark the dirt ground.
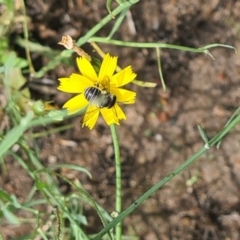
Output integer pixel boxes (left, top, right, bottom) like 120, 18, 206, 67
1, 0, 240, 239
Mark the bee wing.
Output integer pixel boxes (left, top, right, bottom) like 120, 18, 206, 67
82, 105, 100, 128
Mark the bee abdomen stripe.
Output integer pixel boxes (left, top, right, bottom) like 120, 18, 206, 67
84, 87, 101, 103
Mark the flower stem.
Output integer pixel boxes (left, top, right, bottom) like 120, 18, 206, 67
110, 124, 122, 240
89, 37, 236, 56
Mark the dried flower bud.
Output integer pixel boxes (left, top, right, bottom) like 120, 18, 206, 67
58, 35, 74, 49
58, 35, 91, 61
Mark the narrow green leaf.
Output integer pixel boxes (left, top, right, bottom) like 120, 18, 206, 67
0, 189, 13, 202
47, 164, 92, 179
106, 0, 114, 17
108, 6, 130, 39
156, 47, 166, 92
197, 124, 209, 148
1, 203, 20, 224
0, 111, 34, 157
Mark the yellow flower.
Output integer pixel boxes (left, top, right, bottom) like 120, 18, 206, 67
58, 54, 137, 129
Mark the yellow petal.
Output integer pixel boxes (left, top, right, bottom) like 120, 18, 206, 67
77, 57, 97, 82
101, 107, 119, 126
113, 104, 126, 120
98, 54, 117, 81
100, 104, 126, 126
58, 74, 94, 93
111, 88, 136, 104
82, 105, 100, 130
111, 66, 136, 87
63, 94, 88, 114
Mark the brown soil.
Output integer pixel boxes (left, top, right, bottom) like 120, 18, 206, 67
1, 0, 240, 239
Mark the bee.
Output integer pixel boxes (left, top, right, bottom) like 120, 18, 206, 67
82, 76, 118, 125
84, 86, 116, 108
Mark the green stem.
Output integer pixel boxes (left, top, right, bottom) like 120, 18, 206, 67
89, 37, 236, 55
93, 113, 240, 240
110, 124, 122, 240
21, 0, 35, 74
